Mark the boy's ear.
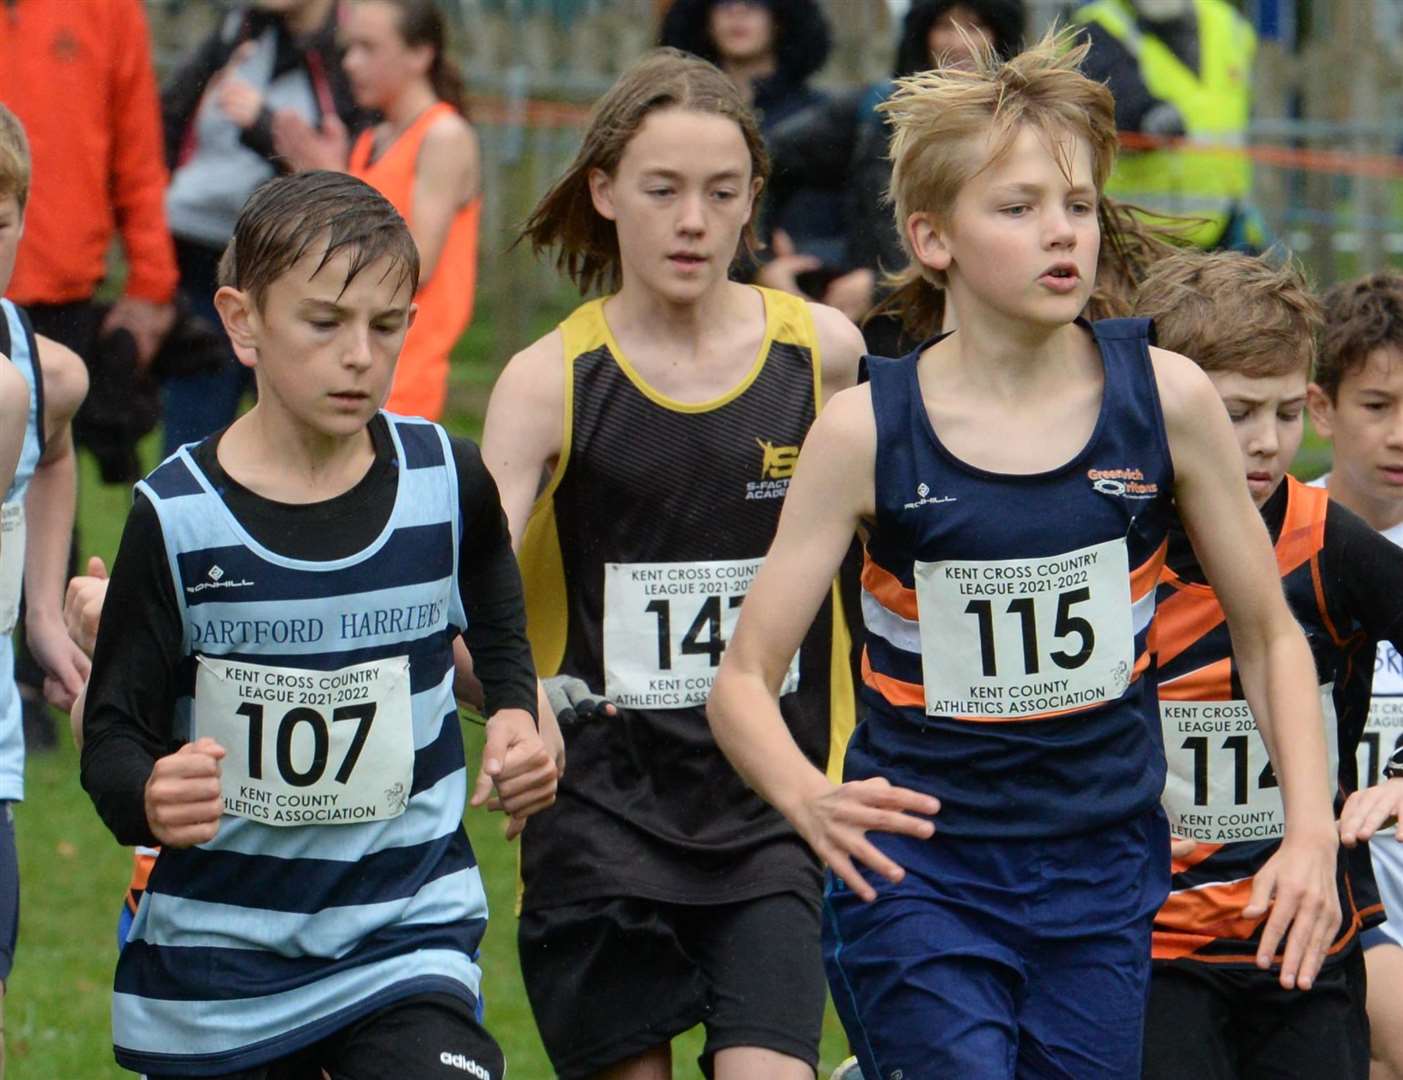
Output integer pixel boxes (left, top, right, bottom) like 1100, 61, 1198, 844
1306, 382, 1335, 440
908, 212, 952, 275
588, 167, 618, 222
213, 286, 260, 370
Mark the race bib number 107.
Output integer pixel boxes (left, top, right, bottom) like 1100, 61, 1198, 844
194, 656, 414, 827
603, 558, 799, 710
914, 538, 1135, 719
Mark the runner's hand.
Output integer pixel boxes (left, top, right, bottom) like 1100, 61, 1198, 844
28, 611, 90, 711
1338, 780, 1403, 847
1245, 828, 1340, 990
790, 776, 940, 902
755, 229, 821, 297
271, 109, 349, 172
541, 675, 615, 729
145, 738, 226, 848
63, 556, 109, 659
1170, 835, 1199, 860
471, 708, 558, 840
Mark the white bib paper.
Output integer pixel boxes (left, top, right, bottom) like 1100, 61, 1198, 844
1357, 642, 1403, 788
913, 537, 1134, 719
1161, 686, 1339, 843
194, 655, 414, 827
0, 501, 24, 635
603, 558, 799, 710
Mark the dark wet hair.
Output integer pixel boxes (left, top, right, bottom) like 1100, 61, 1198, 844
218, 171, 419, 309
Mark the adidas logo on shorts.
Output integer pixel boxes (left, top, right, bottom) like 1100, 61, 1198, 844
439, 1051, 491, 1078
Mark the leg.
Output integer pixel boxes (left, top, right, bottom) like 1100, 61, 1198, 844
684, 892, 824, 1080
592, 1046, 672, 1080
0, 803, 18, 1080
1017, 916, 1155, 1079
1365, 936, 1403, 1080
322, 992, 504, 1080
1140, 964, 1239, 1080
823, 876, 1022, 1080
518, 897, 708, 1080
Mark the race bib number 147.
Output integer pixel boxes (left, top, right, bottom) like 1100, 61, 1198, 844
603, 558, 799, 710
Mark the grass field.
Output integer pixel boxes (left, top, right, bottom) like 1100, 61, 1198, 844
3, 301, 1340, 1078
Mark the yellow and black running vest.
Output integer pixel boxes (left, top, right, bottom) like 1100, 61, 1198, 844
518, 288, 854, 911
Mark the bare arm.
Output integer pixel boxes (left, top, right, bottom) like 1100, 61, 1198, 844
1155, 346, 1338, 989
480, 331, 566, 547
25, 339, 90, 710
709, 386, 939, 901
807, 300, 864, 406
0, 358, 26, 501
410, 116, 481, 288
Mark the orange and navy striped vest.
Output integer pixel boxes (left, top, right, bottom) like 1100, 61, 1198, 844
850, 319, 1174, 838
1153, 477, 1374, 966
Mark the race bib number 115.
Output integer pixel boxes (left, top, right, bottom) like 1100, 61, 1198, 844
194, 656, 414, 827
914, 538, 1135, 719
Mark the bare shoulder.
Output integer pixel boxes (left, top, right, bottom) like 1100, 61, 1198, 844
422, 111, 480, 164
804, 300, 865, 397
36, 335, 89, 427
484, 330, 567, 444
810, 381, 876, 451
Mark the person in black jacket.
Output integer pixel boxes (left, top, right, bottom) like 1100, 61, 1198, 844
159, 0, 373, 454
660, 0, 845, 278
762, 0, 1025, 327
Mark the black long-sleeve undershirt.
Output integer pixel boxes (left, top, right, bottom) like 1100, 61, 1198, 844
81, 416, 536, 846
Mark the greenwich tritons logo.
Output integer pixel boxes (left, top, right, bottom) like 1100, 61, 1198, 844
1088, 467, 1159, 499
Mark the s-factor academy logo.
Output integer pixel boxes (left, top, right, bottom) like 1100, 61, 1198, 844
747, 438, 798, 500
1088, 467, 1159, 500
756, 438, 798, 480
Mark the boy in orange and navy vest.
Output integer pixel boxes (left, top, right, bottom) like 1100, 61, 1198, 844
1134, 250, 1403, 1080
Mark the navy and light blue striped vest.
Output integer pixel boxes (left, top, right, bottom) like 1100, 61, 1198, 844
851, 319, 1176, 838
0, 297, 44, 801
113, 416, 488, 1076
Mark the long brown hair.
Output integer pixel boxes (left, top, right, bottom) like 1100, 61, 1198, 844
519, 48, 769, 297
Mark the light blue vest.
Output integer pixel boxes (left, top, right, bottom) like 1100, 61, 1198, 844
112, 416, 489, 1075
0, 298, 44, 802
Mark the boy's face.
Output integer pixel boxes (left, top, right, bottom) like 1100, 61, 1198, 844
589, 107, 760, 306
0, 193, 22, 298
216, 242, 415, 439
1309, 346, 1403, 516
914, 124, 1100, 329
1206, 367, 1308, 508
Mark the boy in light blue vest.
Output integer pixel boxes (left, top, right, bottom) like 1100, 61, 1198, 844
80, 170, 555, 1080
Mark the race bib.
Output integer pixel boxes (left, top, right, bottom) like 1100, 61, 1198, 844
1162, 687, 1339, 844
913, 538, 1134, 719
194, 656, 414, 827
603, 558, 799, 710
0, 501, 24, 635
1356, 642, 1403, 788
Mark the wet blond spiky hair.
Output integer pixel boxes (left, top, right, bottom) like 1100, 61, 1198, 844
878, 27, 1116, 330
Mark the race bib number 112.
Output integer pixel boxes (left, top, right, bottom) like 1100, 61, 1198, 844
194, 655, 414, 827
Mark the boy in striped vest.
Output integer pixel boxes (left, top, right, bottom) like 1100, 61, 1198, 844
80, 170, 556, 1079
